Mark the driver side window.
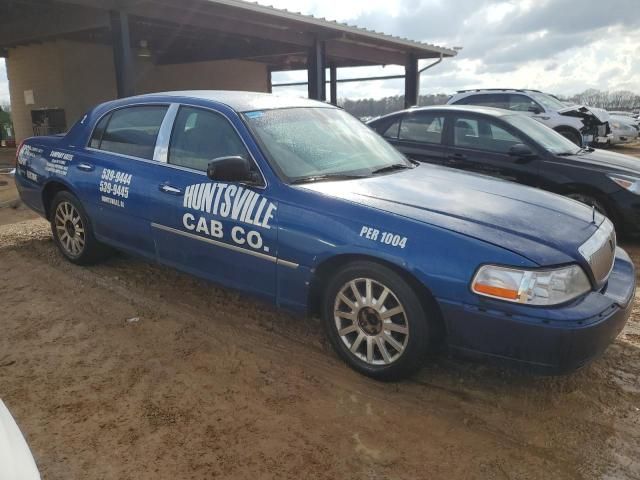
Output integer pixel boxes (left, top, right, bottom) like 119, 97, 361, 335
453, 116, 523, 154
168, 106, 248, 172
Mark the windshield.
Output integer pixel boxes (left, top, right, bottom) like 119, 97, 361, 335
243, 108, 411, 183
528, 92, 568, 111
503, 114, 581, 155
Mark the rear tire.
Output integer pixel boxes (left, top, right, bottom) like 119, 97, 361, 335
50, 191, 110, 265
321, 261, 431, 381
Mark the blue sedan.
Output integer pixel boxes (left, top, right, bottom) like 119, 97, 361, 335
14, 91, 635, 380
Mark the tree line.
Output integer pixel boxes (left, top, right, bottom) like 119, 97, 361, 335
340, 90, 640, 118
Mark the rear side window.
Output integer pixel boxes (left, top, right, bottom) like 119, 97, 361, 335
94, 106, 168, 160
89, 113, 111, 148
168, 106, 248, 172
399, 113, 444, 144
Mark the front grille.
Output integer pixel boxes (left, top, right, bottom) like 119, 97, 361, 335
578, 219, 616, 285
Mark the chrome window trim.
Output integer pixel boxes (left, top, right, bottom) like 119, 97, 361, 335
151, 222, 298, 269
153, 103, 180, 163
85, 147, 207, 176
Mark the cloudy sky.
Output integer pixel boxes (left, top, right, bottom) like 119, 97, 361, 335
1, 0, 638, 103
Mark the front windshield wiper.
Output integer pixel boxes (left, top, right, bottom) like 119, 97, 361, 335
290, 173, 367, 185
371, 163, 413, 175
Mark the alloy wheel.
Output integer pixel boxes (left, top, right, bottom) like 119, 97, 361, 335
54, 201, 86, 257
333, 278, 410, 366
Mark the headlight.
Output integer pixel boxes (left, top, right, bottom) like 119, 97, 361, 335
607, 173, 640, 194
471, 265, 591, 306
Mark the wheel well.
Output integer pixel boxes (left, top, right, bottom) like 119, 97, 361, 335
553, 126, 581, 139
42, 181, 71, 220
307, 254, 446, 344
559, 183, 619, 222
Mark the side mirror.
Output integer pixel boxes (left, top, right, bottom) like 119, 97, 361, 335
207, 156, 260, 184
528, 106, 542, 114
509, 143, 536, 158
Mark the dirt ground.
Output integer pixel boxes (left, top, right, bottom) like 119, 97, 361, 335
1, 145, 640, 479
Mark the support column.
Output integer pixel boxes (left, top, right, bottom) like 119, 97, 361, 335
110, 10, 134, 98
267, 68, 273, 93
307, 39, 326, 101
329, 64, 338, 105
404, 53, 419, 108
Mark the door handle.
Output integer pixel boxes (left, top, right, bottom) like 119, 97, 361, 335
77, 163, 94, 172
159, 184, 183, 195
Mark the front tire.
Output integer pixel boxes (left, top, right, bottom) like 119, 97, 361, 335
556, 128, 582, 146
50, 191, 109, 265
322, 261, 431, 380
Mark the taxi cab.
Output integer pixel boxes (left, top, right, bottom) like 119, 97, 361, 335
14, 91, 635, 380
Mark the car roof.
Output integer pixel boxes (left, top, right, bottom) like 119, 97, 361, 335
123, 90, 334, 113
375, 105, 514, 120
453, 89, 541, 95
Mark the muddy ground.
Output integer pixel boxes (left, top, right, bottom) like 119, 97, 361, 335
1, 145, 640, 479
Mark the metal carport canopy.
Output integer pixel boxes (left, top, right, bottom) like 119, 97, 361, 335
0, 0, 457, 105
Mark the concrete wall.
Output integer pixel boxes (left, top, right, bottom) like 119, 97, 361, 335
6, 40, 270, 142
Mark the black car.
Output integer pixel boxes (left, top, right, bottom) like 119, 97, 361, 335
368, 105, 640, 235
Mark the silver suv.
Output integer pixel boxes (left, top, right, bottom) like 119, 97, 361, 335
447, 89, 610, 146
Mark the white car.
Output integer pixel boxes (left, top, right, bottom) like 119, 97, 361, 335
0, 400, 40, 480
608, 114, 639, 145
447, 89, 610, 146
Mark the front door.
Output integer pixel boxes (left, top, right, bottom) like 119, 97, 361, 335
148, 105, 277, 299
445, 113, 541, 187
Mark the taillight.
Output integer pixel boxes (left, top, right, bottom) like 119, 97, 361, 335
15, 140, 25, 168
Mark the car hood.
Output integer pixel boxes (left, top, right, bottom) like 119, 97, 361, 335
299, 164, 601, 266
559, 105, 609, 124
569, 148, 640, 175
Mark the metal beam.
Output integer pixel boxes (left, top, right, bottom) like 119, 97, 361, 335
404, 53, 419, 108
325, 40, 406, 66
122, 1, 316, 48
110, 10, 134, 98
0, 5, 109, 47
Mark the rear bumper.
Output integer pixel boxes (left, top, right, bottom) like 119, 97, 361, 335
439, 248, 635, 374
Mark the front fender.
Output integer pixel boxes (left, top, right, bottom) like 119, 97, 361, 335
275, 190, 536, 312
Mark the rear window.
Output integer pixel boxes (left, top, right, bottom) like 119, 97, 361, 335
91, 106, 168, 160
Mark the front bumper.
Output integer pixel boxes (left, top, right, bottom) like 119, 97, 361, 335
439, 247, 635, 374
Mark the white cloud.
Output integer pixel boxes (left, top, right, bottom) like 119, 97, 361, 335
1, 0, 638, 103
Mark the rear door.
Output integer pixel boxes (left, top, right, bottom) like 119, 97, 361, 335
72, 104, 169, 256
147, 104, 278, 299
74, 104, 170, 257
382, 111, 448, 164
445, 113, 541, 187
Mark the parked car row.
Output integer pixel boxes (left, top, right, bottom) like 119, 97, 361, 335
368, 104, 640, 235
14, 91, 635, 380
446, 89, 612, 146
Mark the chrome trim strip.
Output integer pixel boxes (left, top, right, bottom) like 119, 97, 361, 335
85, 147, 208, 176
150, 222, 299, 269
153, 103, 180, 163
